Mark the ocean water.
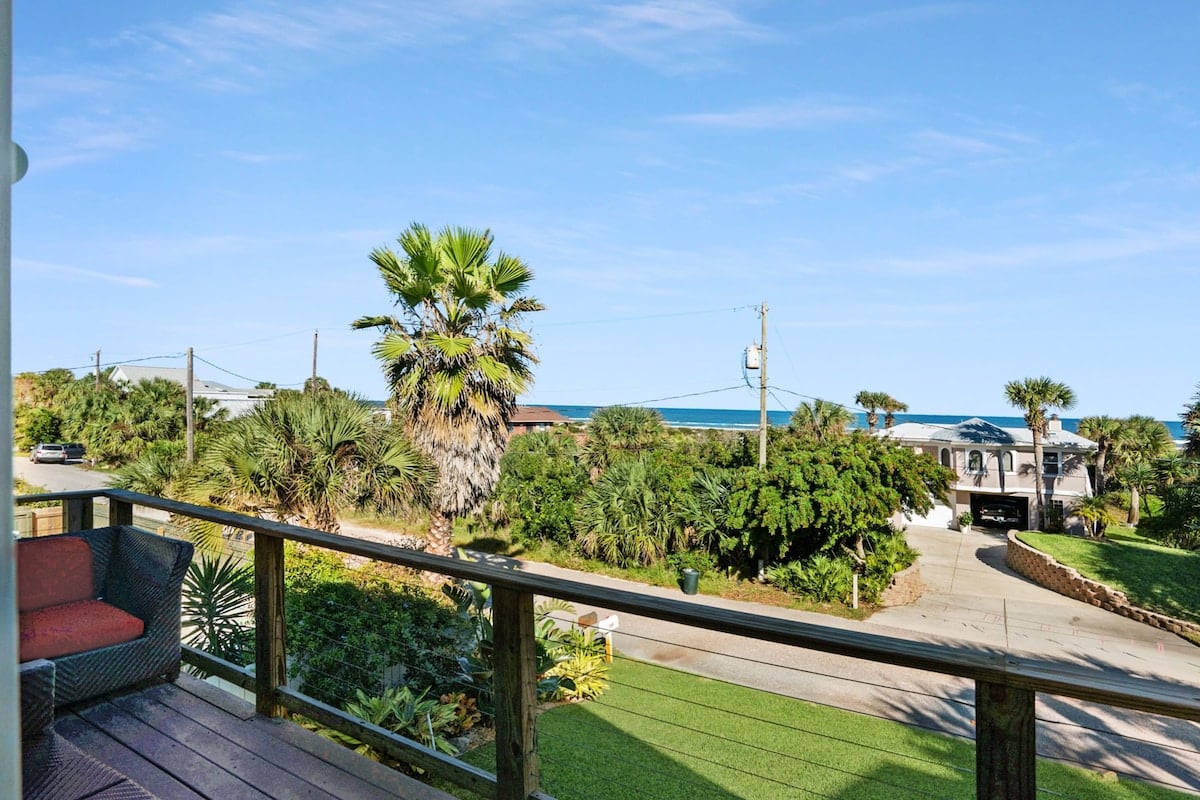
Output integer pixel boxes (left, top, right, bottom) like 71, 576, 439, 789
543, 405, 1188, 440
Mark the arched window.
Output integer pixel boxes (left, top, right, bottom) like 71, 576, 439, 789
1001, 451, 1014, 472
940, 448, 951, 468
968, 450, 984, 473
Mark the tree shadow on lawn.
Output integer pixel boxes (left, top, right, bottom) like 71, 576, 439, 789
1067, 540, 1199, 625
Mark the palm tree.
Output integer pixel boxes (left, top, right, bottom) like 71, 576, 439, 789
582, 405, 666, 474
790, 399, 853, 442
576, 458, 678, 567
1003, 377, 1077, 530
1184, 386, 1200, 458
193, 390, 429, 535
854, 391, 889, 432
1073, 495, 1118, 539
353, 223, 543, 557
1076, 415, 1122, 495
1111, 415, 1173, 525
881, 394, 909, 429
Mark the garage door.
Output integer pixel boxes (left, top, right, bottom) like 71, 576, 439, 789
905, 502, 954, 529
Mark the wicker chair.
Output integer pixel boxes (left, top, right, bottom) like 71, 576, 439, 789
19, 525, 194, 711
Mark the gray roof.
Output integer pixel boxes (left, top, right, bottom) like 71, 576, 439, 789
111, 365, 271, 396
879, 417, 1096, 450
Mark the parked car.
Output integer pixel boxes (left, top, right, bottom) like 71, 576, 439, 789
62, 443, 86, 460
978, 501, 1022, 526
29, 443, 67, 464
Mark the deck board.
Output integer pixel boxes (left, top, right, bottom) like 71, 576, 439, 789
52, 715, 206, 800
46, 676, 458, 800
139, 681, 433, 800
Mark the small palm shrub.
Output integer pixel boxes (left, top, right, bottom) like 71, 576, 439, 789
182, 552, 254, 666
541, 626, 609, 701
859, 534, 918, 603
577, 458, 679, 566
768, 556, 853, 603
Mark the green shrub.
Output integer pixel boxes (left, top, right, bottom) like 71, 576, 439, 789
666, 549, 717, 575
542, 626, 609, 701
768, 556, 853, 603
494, 431, 588, 547
443, 581, 609, 711
285, 548, 471, 707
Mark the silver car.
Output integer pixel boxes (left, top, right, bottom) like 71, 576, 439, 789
29, 443, 67, 463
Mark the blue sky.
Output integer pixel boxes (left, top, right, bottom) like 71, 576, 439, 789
12, 2, 1200, 420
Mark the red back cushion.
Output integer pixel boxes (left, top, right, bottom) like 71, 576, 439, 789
17, 536, 95, 612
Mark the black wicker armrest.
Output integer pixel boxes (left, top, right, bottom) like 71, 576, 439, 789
20, 658, 54, 739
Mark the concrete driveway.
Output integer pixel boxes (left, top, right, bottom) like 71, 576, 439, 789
873, 525, 1199, 684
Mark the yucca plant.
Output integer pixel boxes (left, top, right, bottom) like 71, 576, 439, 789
181, 552, 254, 666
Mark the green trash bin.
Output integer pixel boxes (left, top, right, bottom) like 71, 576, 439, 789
681, 568, 700, 595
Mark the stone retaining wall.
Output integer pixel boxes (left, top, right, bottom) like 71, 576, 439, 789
880, 563, 922, 607
1005, 532, 1200, 638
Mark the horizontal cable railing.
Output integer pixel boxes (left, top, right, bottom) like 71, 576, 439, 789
16, 488, 1200, 800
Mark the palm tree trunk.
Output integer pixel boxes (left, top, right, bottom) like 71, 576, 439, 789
1033, 433, 1045, 530
427, 510, 454, 557
1094, 449, 1107, 495
1128, 486, 1141, 525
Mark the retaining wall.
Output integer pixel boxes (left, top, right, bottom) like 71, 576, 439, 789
880, 563, 922, 607
1005, 531, 1200, 638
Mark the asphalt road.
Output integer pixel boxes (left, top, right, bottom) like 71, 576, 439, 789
14, 458, 1200, 791
14, 456, 114, 494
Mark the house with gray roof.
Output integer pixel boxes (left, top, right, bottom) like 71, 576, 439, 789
110, 364, 273, 418
878, 416, 1096, 531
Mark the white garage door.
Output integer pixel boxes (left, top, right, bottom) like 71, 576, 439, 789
906, 502, 954, 529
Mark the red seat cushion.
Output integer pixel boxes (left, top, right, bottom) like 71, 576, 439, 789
19, 599, 145, 661
17, 537, 95, 612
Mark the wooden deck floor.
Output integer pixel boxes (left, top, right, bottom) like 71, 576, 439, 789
32, 675, 458, 800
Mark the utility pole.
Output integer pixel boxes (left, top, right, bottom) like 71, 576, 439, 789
185, 347, 194, 464
94, 350, 100, 389
311, 329, 318, 392
758, 301, 768, 470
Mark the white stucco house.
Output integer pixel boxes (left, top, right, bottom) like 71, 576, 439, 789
109, 364, 274, 418
877, 416, 1096, 531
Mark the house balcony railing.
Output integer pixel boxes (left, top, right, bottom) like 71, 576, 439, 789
16, 488, 1200, 800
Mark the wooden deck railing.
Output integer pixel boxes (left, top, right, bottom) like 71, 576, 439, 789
17, 488, 1200, 800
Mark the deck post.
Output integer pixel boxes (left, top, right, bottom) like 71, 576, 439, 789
975, 680, 1036, 800
491, 585, 539, 800
63, 496, 93, 532
108, 495, 133, 527
254, 532, 287, 717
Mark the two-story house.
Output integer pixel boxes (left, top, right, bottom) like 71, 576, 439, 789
878, 416, 1096, 530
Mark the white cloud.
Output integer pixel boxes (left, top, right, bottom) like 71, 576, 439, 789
806, 3, 982, 35
15, 258, 158, 288
31, 114, 154, 171
913, 129, 1006, 155
217, 149, 302, 164
109, 0, 763, 87
663, 99, 880, 130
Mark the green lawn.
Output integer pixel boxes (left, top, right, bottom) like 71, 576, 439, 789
451, 658, 1187, 800
1017, 531, 1200, 625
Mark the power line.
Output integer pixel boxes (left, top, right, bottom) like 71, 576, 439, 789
536, 304, 758, 328
621, 385, 750, 407
191, 354, 304, 388
52, 352, 184, 373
